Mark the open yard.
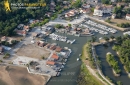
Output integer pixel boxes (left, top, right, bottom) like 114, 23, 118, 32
111, 19, 130, 25
0, 66, 48, 85
16, 44, 51, 60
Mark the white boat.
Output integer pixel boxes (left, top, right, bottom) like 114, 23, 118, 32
77, 58, 79, 61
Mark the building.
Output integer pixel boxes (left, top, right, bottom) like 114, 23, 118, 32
80, 8, 90, 14
126, 14, 130, 20
55, 46, 62, 52
50, 45, 56, 50
65, 10, 78, 18
1, 36, 7, 41
111, 0, 116, 2
93, 5, 113, 16
46, 61, 55, 66
16, 30, 27, 36
32, 32, 38, 37
51, 53, 59, 60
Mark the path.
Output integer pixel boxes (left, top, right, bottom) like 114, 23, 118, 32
91, 45, 115, 85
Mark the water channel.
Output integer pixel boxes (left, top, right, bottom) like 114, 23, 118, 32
46, 22, 129, 85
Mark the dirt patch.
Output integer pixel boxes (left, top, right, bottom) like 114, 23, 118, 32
111, 19, 130, 25
16, 44, 50, 60
0, 66, 48, 85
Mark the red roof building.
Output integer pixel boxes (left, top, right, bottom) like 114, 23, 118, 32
51, 53, 59, 60
46, 61, 55, 65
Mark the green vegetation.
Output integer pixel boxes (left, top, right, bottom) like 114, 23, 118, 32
116, 81, 123, 85
101, 0, 111, 5
54, 24, 64, 29
106, 53, 121, 74
77, 64, 104, 85
71, 0, 82, 8
103, 37, 109, 42
85, 42, 96, 69
116, 0, 130, 2
112, 35, 130, 72
117, 23, 130, 28
3, 53, 10, 59
105, 18, 111, 23
0, 0, 65, 36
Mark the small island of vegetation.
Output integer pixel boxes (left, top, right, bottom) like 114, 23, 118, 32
106, 52, 121, 76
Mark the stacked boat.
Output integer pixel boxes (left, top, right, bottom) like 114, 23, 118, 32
85, 20, 117, 34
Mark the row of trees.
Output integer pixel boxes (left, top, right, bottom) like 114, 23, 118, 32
117, 23, 130, 28
106, 53, 121, 74
112, 34, 130, 72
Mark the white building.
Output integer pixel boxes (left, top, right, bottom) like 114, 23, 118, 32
93, 5, 113, 17
126, 14, 130, 20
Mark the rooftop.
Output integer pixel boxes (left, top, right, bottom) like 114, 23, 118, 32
46, 61, 55, 65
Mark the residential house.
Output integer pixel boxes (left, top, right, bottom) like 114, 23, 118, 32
16, 30, 27, 36
23, 25, 29, 32
45, 43, 51, 49
80, 8, 90, 14
50, 45, 56, 50
17, 24, 24, 30
126, 14, 130, 20
51, 53, 59, 60
46, 61, 55, 66
93, 5, 113, 16
65, 10, 78, 18
55, 46, 62, 52
1, 36, 7, 41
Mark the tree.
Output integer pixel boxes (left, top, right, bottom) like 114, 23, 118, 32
71, 0, 82, 8
117, 81, 123, 85
68, 24, 71, 27
91, 36, 97, 42
110, 36, 115, 40
104, 37, 109, 42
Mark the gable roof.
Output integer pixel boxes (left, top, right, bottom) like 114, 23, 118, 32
51, 53, 59, 59
46, 61, 55, 65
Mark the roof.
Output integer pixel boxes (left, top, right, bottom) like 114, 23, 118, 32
16, 30, 26, 35
46, 61, 55, 65
51, 53, 59, 59
55, 46, 62, 52
50, 45, 56, 50
32, 32, 38, 36
1, 36, 7, 41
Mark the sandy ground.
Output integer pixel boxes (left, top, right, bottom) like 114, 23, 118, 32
111, 19, 130, 25
16, 44, 50, 60
0, 66, 48, 85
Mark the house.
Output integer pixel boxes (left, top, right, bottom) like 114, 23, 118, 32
51, 53, 59, 60
80, 8, 90, 14
50, 45, 56, 50
46, 26, 55, 34
23, 25, 29, 31
45, 43, 51, 49
17, 24, 24, 30
55, 46, 62, 52
46, 61, 55, 66
16, 30, 27, 36
65, 10, 77, 18
93, 5, 113, 16
82, 4, 90, 9
50, 0, 56, 6
0, 46, 3, 53
1, 36, 7, 41
126, 14, 130, 20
